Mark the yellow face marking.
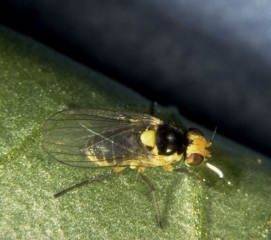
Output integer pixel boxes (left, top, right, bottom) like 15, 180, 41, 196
185, 131, 212, 166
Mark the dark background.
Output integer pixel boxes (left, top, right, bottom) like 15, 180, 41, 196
1, 0, 271, 158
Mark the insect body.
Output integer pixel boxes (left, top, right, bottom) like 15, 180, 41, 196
42, 108, 223, 228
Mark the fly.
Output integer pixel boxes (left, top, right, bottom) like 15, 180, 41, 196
42, 108, 223, 229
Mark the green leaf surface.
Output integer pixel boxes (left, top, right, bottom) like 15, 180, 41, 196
1, 25, 271, 240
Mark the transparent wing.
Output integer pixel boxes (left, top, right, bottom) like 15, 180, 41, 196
42, 108, 162, 168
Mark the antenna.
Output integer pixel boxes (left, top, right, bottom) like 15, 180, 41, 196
210, 127, 217, 142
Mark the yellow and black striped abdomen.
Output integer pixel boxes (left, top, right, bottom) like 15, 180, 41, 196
84, 126, 151, 167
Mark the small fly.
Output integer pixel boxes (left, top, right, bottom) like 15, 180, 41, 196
42, 108, 223, 229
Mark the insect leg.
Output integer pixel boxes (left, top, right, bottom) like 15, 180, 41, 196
54, 170, 114, 198
163, 164, 210, 187
138, 167, 163, 229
